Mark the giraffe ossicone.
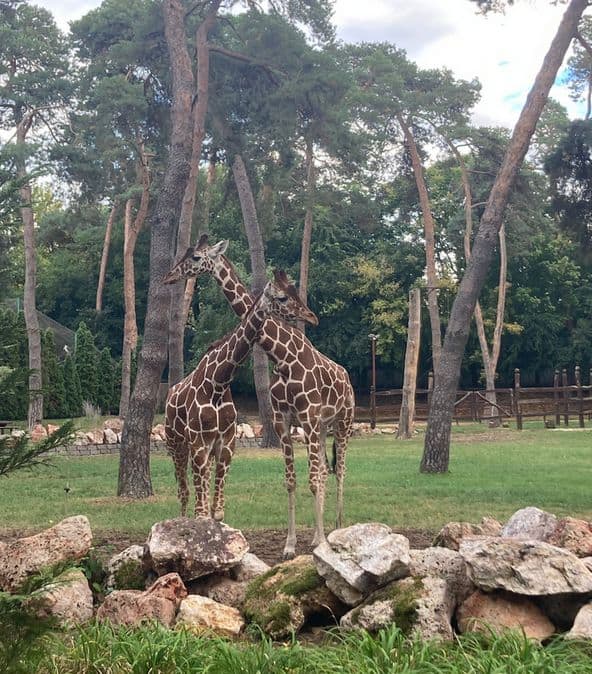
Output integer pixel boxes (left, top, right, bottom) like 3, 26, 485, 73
165, 234, 355, 558
164, 270, 317, 522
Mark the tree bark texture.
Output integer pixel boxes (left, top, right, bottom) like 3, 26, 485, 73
95, 202, 118, 313
397, 288, 421, 439
118, 0, 194, 498
17, 120, 43, 429
232, 153, 279, 447
298, 135, 315, 333
421, 0, 587, 473
397, 114, 442, 373
168, 1, 221, 386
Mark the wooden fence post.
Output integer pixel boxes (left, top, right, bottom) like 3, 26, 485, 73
575, 365, 584, 428
553, 369, 560, 428
397, 288, 421, 439
562, 368, 569, 426
514, 368, 522, 430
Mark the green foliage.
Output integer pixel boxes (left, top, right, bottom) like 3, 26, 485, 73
62, 355, 82, 418
96, 347, 117, 415
74, 321, 99, 409
0, 307, 28, 419
41, 329, 67, 418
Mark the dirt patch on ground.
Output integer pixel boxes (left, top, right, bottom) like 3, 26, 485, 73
0, 526, 435, 568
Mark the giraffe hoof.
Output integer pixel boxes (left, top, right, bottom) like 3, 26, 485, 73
212, 510, 224, 522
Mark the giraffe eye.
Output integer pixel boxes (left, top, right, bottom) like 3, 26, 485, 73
277, 296, 288, 303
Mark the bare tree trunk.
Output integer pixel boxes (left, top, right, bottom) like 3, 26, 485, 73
397, 114, 442, 373
96, 202, 118, 313
182, 150, 217, 323
232, 153, 279, 447
119, 148, 151, 421
16, 119, 42, 429
118, 0, 194, 498
298, 135, 315, 333
168, 1, 221, 387
421, 0, 586, 473
397, 287, 421, 439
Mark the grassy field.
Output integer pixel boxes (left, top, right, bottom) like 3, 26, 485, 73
1, 424, 591, 539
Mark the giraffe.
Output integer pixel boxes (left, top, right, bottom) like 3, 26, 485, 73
164, 270, 318, 521
164, 235, 355, 557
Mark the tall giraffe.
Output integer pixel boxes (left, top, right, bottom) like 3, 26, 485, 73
164, 270, 318, 520
164, 235, 355, 557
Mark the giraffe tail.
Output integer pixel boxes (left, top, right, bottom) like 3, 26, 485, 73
330, 438, 337, 474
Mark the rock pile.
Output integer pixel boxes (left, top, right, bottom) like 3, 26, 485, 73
1, 506, 592, 641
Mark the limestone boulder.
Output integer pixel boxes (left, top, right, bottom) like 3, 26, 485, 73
341, 576, 455, 641
106, 545, 146, 591
104, 428, 118, 444
176, 594, 244, 637
46, 424, 60, 436
583, 558, 592, 573
566, 603, 592, 640
459, 537, 592, 595
86, 430, 104, 444
74, 431, 89, 445
229, 552, 270, 582
0, 516, 93, 593
146, 517, 248, 582
547, 517, 592, 557
313, 523, 410, 606
200, 576, 248, 610
500, 507, 557, 541
104, 418, 123, 433
28, 568, 94, 627
457, 590, 555, 639
151, 424, 166, 441
433, 517, 501, 551
243, 555, 346, 639
409, 547, 474, 605
97, 572, 187, 627
242, 424, 255, 439
30, 424, 48, 442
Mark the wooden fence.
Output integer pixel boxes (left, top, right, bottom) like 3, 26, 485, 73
367, 367, 592, 430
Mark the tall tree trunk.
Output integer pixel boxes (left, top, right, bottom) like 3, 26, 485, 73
17, 119, 42, 429
397, 287, 421, 439
182, 150, 217, 325
421, 0, 586, 473
118, 0, 194, 498
454, 142, 507, 425
397, 114, 442, 373
96, 202, 118, 313
298, 135, 315, 333
232, 153, 279, 447
168, 1, 221, 387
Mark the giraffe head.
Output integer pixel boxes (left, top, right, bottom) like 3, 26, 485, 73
163, 234, 228, 284
259, 270, 319, 326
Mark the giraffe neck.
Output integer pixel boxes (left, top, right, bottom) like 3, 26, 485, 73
213, 255, 254, 319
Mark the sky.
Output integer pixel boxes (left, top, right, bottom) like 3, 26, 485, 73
36, 0, 587, 129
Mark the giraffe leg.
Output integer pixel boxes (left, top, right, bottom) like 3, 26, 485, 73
304, 421, 327, 548
166, 433, 190, 517
191, 445, 211, 518
211, 441, 234, 522
333, 415, 352, 530
274, 412, 297, 559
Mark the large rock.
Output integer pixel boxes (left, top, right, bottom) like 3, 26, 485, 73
28, 568, 94, 626
341, 576, 455, 641
457, 590, 555, 639
97, 572, 187, 627
434, 517, 502, 551
500, 507, 557, 541
103, 428, 118, 444
189, 575, 248, 610
0, 516, 93, 592
243, 555, 345, 639
566, 603, 592, 640
313, 523, 410, 605
105, 545, 146, 591
104, 418, 123, 433
547, 517, 592, 558
176, 594, 244, 637
146, 518, 248, 582
459, 537, 592, 595
409, 547, 474, 605
229, 552, 270, 582
30, 424, 48, 442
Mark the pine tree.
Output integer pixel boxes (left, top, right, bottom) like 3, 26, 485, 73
74, 321, 99, 408
41, 330, 67, 419
0, 308, 28, 419
97, 347, 115, 415
62, 355, 82, 417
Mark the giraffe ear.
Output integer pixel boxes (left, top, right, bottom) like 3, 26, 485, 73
208, 239, 229, 258
273, 269, 289, 288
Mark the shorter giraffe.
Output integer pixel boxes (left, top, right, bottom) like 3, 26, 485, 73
164, 270, 317, 520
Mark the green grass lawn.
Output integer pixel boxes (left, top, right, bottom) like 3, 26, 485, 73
1, 424, 591, 539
